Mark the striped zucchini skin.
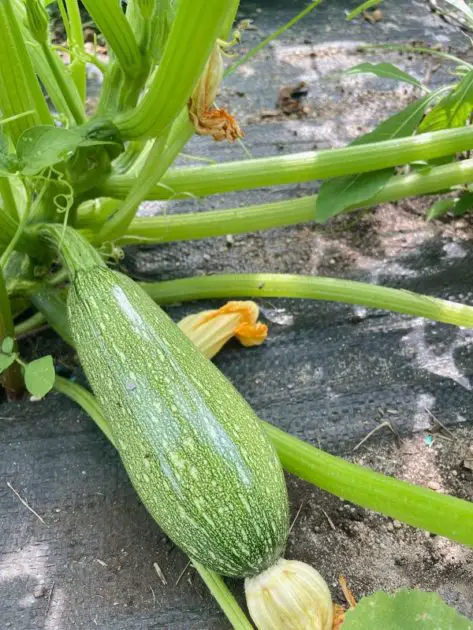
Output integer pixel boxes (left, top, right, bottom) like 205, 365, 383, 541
68, 266, 289, 577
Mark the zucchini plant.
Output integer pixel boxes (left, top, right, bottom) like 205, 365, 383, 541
1, 0, 473, 627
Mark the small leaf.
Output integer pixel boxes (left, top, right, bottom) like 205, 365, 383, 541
346, 62, 422, 88
316, 90, 442, 222
0, 353, 15, 373
342, 589, 473, 629
17, 126, 83, 175
427, 198, 456, 220
24, 356, 55, 399
2, 337, 14, 354
420, 69, 473, 132
453, 190, 473, 216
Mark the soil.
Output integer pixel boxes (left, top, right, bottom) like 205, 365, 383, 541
2, 1, 473, 628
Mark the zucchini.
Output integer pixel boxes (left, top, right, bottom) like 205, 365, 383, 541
43, 226, 289, 577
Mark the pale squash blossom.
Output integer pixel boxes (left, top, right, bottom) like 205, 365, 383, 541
245, 559, 333, 630
188, 41, 244, 143
178, 301, 267, 359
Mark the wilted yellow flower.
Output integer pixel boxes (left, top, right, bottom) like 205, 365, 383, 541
178, 301, 267, 359
245, 559, 333, 630
188, 42, 244, 143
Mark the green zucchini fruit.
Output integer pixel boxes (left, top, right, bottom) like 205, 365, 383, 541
44, 226, 289, 577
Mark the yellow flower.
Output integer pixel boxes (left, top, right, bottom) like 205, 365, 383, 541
188, 42, 244, 143
178, 301, 267, 359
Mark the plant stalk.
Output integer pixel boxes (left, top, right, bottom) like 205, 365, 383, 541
141, 273, 473, 329
114, 0, 231, 139
0, 0, 52, 143
80, 0, 142, 76
0, 266, 23, 398
117, 157, 473, 245
103, 126, 473, 200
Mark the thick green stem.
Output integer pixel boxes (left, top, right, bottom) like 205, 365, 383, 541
40, 43, 86, 125
264, 421, 473, 548
114, 0, 230, 139
54, 374, 473, 549
118, 157, 473, 245
141, 273, 473, 329
0, 266, 23, 397
192, 561, 253, 630
103, 126, 473, 199
14, 311, 46, 337
80, 0, 142, 77
64, 0, 86, 102
37, 224, 105, 276
95, 130, 171, 243
0, 177, 19, 221
0, 0, 52, 143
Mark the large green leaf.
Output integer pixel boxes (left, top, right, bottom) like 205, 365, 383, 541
17, 126, 83, 175
316, 91, 441, 223
346, 62, 422, 88
342, 590, 473, 629
420, 69, 473, 132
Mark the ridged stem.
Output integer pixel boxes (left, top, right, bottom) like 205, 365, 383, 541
0, 265, 23, 397
64, 0, 86, 101
103, 126, 473, 199
40, 43, 86, 124
80, 0, 142, 76
114, 0, 230, 139
0, 0, 52, 143
115, 157, 473, 245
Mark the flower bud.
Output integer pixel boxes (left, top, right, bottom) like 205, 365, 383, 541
245, 559, 333, 630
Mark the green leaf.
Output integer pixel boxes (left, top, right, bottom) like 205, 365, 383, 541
346, 62, 422, 88
346, 0, 383, 20
453, 190, 473, 215
2, 337, 14, 354
342, 589, 473, 629
316, 91, 441, 223
427, 198, 456, 220
420, 69, 473, 132
17, 126, 83, 175
0, 353, 15, 373
24, 355, 55, 399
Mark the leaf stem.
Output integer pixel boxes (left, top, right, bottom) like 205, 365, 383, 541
263, 421, 473, 547
114, 0, 231, 139
40, 43, 86, 125
0, 266, 23, 398
80, 0, 142, 77
118, 157, 473, 245
141, 273, 473, 329
192, 560, 253, 629
103, 126, 473, 200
